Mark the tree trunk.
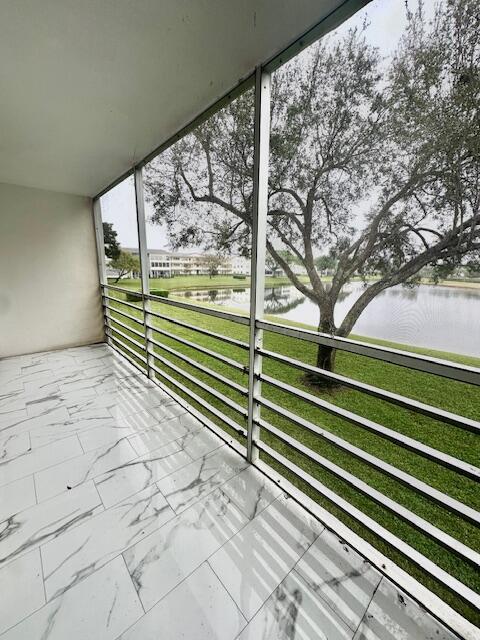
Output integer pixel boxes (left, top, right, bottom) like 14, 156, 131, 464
316, 341, 336, 373
305, 311, 339, 388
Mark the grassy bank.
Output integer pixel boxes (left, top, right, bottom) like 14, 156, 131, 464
108, 274, 308, 292
110, 273, 480, 292
106, 286, 480, 624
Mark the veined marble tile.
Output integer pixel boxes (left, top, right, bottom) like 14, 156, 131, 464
0, 406, 70, 440
128, 412, 205, 456
35, 438, 137, 502
237, 569, 352, 640
220, 465, 282, 521
0, 431, 30, 463
106, 388, 177, 419
22, 379, 61, 397
71, 345, 112, 364
0, 434, 82, 489
1, 384, 65, 415
42, 484, 174, 600
0, 378, 24, 395
0, 361, 22, 378
209, 494, 323, 621
0, 476, 36, 522
83, 357, 135, 380
174, 427, 223, 459
116, 373, 157, 393
58, 371, 117, 394
116, 408, 161, 432
0, 408, 27, 429
30, 415, 119, 450
23, 369, 86, 394
0, 549, 45, 635
295, 528, 381, 632
20, 362, 54, 376
0, 481, 102, 566
94, 440, 192, 508
123, 486, 249, 611
30, 352, 78, 369
0, 387, 25, 414
120, 562, 247, 640
157, 446, 248, 514
147, 400, 188, 422
353, 577, 457, 640
26, 387, 96, 417
65, 391, 119, 421
77, 422, 142, 453
0, 556, 144, 640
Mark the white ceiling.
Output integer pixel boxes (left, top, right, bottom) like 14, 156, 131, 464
0, 0, 344, 197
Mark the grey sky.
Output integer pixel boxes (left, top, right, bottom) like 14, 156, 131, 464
100, 0, 429, 250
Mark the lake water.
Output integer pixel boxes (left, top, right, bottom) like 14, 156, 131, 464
172, 281, 480, 357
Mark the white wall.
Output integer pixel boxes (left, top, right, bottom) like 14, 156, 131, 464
0, 182, 104, 357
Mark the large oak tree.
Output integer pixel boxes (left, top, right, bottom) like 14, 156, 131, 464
145, 0, 479, 375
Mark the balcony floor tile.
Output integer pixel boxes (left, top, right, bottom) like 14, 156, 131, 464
0, 344, 460, 639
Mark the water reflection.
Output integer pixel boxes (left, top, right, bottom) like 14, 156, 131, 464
171, 282, 480, 357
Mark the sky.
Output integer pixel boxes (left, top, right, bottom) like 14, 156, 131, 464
100, 0, 432, 251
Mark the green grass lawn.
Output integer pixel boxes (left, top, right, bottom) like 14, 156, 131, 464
108, 274, 309, 292
105, 282, 480, 625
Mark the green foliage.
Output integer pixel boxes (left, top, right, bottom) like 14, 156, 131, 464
125, 291, 143, 302
102, 222, 120, 260
144, 0, 479, 358
110, 250, 140, 283
150, 289, 169, 298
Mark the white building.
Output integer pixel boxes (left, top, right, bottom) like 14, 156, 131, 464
124, 248, 250, 278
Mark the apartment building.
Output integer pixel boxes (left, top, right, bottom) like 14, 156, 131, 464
124, 248, 251, 278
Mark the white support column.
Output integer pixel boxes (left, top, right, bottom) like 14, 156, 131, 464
247, 67, 271, 463
134, 166, 154, 379
92, 198, 110, 343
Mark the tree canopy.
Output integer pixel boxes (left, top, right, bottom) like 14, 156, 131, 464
144, 0, 479, 371
110, 250, 140, 283
103, 222, 121, 261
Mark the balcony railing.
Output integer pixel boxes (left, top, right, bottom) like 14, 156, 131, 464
99, 280, 480, 640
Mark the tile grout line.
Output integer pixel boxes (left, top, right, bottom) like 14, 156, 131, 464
223, 504, 326, 627
38, 546, 48, 606
207, 559, 249, 630
120, 552, 147, 615
32, 472, 38, 505
351, 574, 383, 638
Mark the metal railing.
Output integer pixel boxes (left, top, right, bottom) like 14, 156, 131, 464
90, 51, 480, 640
99, 281, 480, 640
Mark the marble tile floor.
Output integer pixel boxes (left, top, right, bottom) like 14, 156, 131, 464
0, 344, 459, 639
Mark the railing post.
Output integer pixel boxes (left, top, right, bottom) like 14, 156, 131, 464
92, 198, 110, 344
134, 166, 154, 379
247, 67, 271, 463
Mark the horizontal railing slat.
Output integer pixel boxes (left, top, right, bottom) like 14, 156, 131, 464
104, 305, 145, 327
107, 325, 145, 352
256, 400, 479, 526
256, 439, 480, 609
147, 308, 249, 350
260, 373, 480, 481
147, 322, 246, 372
107, 315, 146, 339
103, 293, 144, 313
150, 351, 248, 418
148, 361, 247, 437
257, 417, 480, 567
259, 347, 480, 434
145, 291, 250, 325
257, 319, 480, 386
148, 336, 248, 396
107, 333, 147, 365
